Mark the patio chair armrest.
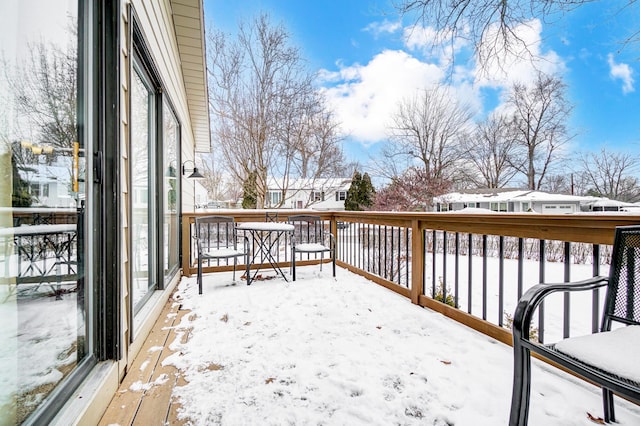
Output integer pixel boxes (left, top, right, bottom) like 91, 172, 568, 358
242, 235, 250, 254
513, 276, 609, 343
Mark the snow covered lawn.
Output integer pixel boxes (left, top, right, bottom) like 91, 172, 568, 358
166, 266, 640, 425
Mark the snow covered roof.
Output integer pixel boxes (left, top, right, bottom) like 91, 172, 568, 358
583, 197, 637, 208
435, 190, 589, 204
19, 163, 72, 184
311, 198, 345, 211
267, 177, 351, 192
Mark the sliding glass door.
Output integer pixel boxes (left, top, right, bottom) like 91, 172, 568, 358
130, 22, 182, 324
0, 0, 97, 423
131, 57, 158, 312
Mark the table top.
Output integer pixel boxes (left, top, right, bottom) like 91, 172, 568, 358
236, 222, 294, 232
0, 224, 77, 237
0, 207, 78, 214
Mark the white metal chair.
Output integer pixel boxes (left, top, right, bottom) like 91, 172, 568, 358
287, 215, 336, 281
195, 216, 250, 294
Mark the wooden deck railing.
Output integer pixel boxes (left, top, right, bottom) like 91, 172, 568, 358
182, 211, 640, 347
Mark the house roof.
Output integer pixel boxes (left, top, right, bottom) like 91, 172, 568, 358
170, 0, 211, 153
267, 177, 351, 191
436, 190, 589, 204
583, 197, 638, 207
311, 198, 345, 211
19, 161, 72, 184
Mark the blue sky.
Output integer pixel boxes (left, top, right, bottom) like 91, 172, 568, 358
204, 1, 640, 170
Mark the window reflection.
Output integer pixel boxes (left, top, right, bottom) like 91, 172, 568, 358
0, 1, 87, 423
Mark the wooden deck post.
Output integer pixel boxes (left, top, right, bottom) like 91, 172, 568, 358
410, 218, 424, 305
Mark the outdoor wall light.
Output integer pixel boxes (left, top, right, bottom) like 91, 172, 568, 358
182, 160, 205, 179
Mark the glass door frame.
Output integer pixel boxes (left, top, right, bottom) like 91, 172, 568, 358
130, 47, 160, 317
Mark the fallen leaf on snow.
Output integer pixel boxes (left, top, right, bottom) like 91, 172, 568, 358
220, 313, 229, 322
586, 412, 605, 424
440, 360, 452, 365
265, 377, 275, 384
206, 363, 224, 371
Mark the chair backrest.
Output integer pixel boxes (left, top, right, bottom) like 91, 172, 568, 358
287, 215, 326, 245
265, 212, 279, 222
602, 225, 640, 330
195, 216, 236, 250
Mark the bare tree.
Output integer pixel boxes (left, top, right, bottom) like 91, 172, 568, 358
508, 72, 572, 190
372, 166, 451, 211
578, 148, 640, 202
207, 13, 346, 208
268, 91, 348, 207
385, 87, 473, 184
464, 113, 518, 188
539, 173, 573, 194
198, 152, 235, 202
393, 1, 639, 71
7, 37, 77, 153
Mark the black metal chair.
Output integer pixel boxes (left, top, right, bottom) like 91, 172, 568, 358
287, 215, 336, 281
195, 216, 250, 294
509, 225, 640, 425
265, 212, 279, 222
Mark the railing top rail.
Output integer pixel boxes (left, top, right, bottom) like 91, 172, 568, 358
183, 210, 640, 245
332, 211, 640, 245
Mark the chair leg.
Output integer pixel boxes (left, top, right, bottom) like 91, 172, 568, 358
197, 258, 203, 295
603, 388, 615, 423
232, 257, 237, 282
509, 342, 532, 426
332, 253, 336, 277
245, 254, 251, 286
292, 252, 296, 281
320, 253, 323, 271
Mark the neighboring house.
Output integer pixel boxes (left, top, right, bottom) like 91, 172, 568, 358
1, 1, 209, 425
311, 197, 347, 211
18, 158, 77, 208
434, 189, 588, 214
581, 197, 640, 212
266, 177, 351, 209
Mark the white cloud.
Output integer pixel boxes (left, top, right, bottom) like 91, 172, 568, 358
474, 19, 565, 89
402, 24, 469, 66
319, 50, 446, 145
363, 19, 401, 38
318, 50, 485, 147
317, 19, 564, 149
607, 53, 635, 94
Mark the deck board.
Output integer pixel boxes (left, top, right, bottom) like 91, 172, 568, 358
99, 296, 190, 425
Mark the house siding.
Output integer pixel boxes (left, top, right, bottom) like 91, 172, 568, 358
118, 0, 198, 374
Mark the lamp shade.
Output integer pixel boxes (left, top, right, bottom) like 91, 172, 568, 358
187, 167, 205, 179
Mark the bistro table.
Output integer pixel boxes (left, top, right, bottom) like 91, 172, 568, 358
236, 221, 294, 285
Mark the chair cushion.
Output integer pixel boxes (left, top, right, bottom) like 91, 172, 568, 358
554, 325, 640, 383
201, 248, 245, 258
294, 243, 330, 253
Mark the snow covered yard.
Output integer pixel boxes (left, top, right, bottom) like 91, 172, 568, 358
165, 266, 640, 425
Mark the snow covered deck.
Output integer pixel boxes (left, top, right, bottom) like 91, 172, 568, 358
99, 266, 640, 425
